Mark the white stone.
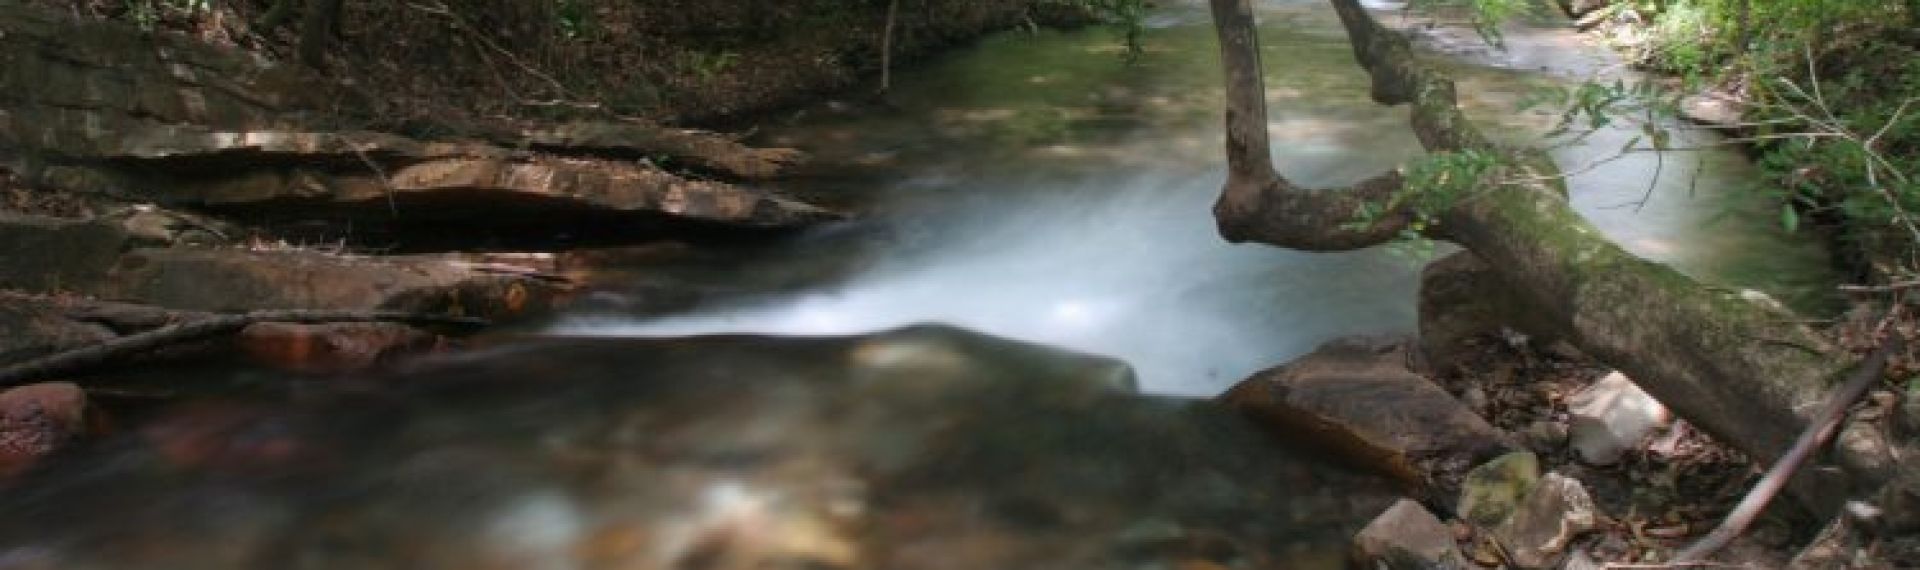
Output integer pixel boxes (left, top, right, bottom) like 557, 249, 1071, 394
1567, 371, 1670, 465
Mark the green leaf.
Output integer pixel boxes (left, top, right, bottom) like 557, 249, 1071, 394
1781, 204, 1800, 233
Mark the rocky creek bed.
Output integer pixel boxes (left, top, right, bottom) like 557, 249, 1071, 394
3, 0, 1919, 569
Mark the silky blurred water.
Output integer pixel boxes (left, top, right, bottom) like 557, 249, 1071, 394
552, 0, 1836, 395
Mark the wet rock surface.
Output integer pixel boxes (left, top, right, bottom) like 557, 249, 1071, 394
0, 382, 89, 477
0, 326, 1403, 569
236, 321, 446, 374
1221, 335, 1516, 497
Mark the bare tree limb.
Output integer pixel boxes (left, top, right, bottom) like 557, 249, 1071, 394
0, 310, 487, 387
1205, 0, 1414, 251
1673, 331, 1903, 563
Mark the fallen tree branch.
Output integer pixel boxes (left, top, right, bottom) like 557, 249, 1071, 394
1671, 330, 1904, 563
0, 310, 488, 387
1206, 0, 1887, 510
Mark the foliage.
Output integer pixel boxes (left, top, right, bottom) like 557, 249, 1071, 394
1348, 149, 1502, 259
551, 0, 592, 40
1621, 0, 1920, 267
1046, 0, 1148, 61
123, 0, 210, 31
683, 50, 741, 80
1408, 0, 1537, 46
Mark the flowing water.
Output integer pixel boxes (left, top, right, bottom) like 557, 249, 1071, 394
0, 1, 1842, 568
553, 0, 1837, 396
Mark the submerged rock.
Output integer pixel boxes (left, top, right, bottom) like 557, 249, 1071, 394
237, 321, 446, 374
0, 326, 1401, 569
1221, 335, 1516, 495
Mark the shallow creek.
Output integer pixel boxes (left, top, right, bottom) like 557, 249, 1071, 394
0, 1, 1839, 568
554, 0, 1836, 396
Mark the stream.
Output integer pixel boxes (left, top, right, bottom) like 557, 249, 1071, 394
553, 0, 1836, 396
0, 1, 1840, 568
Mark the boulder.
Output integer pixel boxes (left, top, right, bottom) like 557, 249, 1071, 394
0, 212, 133, 293
237, 321, 446, 374
1352, 499, 1469, 569
91, 248, 566, 319
1489, 473, 1599, 569
1221, 335, 1516, 494
1456, 451, 1540, 527
1417, 252, 1561, 371
1567, 371, 1670, 465
1678, 92, 1747, 130
0, 382, 89, 476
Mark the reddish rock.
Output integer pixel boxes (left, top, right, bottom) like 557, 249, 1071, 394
1221, 335, 1516, 495
0, 381, 89, 476
238, 321, 446, 374
140, 401, 321, 475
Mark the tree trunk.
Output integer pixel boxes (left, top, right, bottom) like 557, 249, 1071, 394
1206, 0, 1882, 506
297, 0, 343, 68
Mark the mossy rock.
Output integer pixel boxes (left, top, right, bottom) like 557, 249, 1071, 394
1456, 451, 1541, 527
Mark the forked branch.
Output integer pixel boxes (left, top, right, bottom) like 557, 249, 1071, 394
1206, 0, 1413, 251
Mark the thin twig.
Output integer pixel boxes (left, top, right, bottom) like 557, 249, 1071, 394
403, 0, 574, 100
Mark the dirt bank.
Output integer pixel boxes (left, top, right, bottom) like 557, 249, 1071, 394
25, 0, 1105, 127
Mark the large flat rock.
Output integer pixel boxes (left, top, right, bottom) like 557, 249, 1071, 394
93, 248, 564, 319
1221, 335, 1517, 498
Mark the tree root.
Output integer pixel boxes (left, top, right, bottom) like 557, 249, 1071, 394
0, 309, 487, 387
